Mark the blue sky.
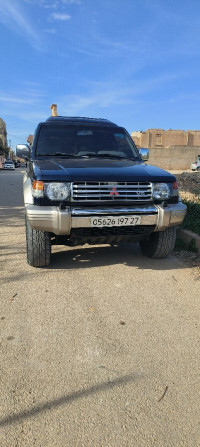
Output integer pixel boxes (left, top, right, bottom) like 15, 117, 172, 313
1, 0, 200, 151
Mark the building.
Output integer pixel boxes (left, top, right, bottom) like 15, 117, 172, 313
131, 128, 200, 148
131, 129, 200, 170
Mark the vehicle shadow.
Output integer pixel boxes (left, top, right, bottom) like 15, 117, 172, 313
0, 208, 193, 274
49, 242, 189, 272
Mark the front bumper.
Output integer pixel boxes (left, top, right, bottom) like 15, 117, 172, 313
25, 202, 187, 235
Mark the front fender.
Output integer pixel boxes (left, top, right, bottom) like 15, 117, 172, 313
23, 173, 33, 205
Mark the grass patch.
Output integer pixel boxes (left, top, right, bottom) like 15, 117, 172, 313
174, 238, 198, 253
181, 200, 200, 237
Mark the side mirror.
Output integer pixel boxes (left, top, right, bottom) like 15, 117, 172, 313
139, 148, 149, 162
16, 144, 30, 160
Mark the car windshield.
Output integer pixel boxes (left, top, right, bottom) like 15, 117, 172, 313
36, 125, 139, 159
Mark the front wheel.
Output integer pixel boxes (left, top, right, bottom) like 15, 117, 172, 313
25, 216, 51, 267
139, 227, 176, 259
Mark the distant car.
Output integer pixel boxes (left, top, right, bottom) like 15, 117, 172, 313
20, 162, 27, 168
15, 161, 21, 168
3, 160, 15, 170
191, 155, 200, 171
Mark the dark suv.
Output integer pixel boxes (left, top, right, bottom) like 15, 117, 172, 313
16, 116, 187, 267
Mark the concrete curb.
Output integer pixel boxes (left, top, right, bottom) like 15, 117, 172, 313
177, 229, 200, 254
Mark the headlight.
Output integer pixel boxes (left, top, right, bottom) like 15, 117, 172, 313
152, 183, 170, 200
45, 182, 71, 201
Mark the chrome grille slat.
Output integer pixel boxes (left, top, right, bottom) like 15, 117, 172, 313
73, 184, 150, 189
72, 182, 152, 202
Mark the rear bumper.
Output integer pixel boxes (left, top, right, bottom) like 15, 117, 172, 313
25, 202, 187, 235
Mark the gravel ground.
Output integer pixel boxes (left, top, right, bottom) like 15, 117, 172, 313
1, 170, 200, 447
171, 171, 200, 270
175, 172, 200, 203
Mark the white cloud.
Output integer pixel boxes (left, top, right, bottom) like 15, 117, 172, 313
0, 88, 45, 106
41, 2, 57, 8
59, 89, 135, 117
57, 71, 186, 117
50, 12, 71, 20
0, 0, 40, 48
36, 0, 81, 6
61, 0, 81, 4
44, 28, 57, 34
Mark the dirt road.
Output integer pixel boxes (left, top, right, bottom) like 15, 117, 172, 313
0, 170, 199, 447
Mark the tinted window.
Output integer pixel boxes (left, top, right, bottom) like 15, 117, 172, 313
36, 125, 138, 158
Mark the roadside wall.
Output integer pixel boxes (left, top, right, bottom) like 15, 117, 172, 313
145, 146, 200, 170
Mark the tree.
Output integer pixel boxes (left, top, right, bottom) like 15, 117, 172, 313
0, 138, 9, 158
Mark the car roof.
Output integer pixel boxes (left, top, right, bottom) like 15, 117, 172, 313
44, 116, 118, 127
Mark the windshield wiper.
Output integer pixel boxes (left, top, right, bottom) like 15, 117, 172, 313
37, 152, 137, 160
86, 153, 136, 160
38, 153, 79, 157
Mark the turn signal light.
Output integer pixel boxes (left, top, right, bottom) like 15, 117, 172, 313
173, 181, 178, 190
32, 180, 44, 190
32, 180, 44, 198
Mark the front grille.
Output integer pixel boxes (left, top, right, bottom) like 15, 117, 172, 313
72, 182, 152, 202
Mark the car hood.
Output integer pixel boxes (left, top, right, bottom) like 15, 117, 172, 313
33, 158, 176, 182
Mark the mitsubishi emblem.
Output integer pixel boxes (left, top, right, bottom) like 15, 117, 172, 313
110, 186, 119, 197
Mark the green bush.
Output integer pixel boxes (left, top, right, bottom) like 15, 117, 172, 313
174, 237, 198, 252
181, 201, 200, 236
0, 142, 9, 157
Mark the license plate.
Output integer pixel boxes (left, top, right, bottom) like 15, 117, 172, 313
90, 215, 141, 227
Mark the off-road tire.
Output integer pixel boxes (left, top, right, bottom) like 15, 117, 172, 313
25, 216, 51, 267
139, 226, 176, 259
